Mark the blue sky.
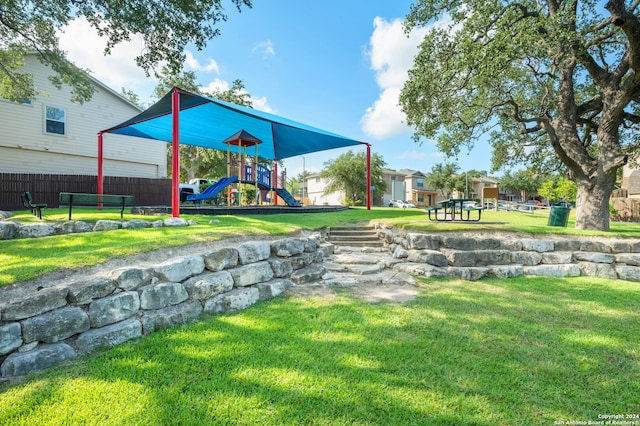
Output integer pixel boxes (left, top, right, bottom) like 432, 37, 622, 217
59, 0, 494, 179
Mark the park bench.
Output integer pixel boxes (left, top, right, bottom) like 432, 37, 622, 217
21, 192, 48, 219
59, 192, 134, 220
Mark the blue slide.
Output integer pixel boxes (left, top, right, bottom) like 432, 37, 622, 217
274, 188, 301, 207
186, 176, 239, 202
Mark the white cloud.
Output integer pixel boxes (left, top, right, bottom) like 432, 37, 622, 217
58, 18, 276, 112
201, 80, 275, 113
361, 87, 411, 139
57, 17, 157, 102
251, 96, 276, 113
185, 51, 219, 73
360, 17, 430, 140
202, 78, 230, 94
253, 40, 275, 57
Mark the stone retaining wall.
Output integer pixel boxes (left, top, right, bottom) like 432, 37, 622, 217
0, 236, 328, 378
378, 227, 640, 281
4, 226, 640, 379
0, 216, 194, 240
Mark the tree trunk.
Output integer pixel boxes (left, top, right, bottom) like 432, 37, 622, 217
573, 170, 616, 231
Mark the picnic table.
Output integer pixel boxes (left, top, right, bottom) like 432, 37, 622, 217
426, 198, 482, 221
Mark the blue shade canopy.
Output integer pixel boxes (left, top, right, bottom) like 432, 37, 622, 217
102, 87, 366, 160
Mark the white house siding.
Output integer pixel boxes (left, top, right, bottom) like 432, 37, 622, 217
306, 175, 344, 205
0, 55, 166, 178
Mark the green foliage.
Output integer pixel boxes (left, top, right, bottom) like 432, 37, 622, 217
152, 66, 202, 99
537, 180, 556, 203
539, 176, 578, 204
1, 276, 639, 424
119, 87, 144, 109
425, 162, 465, 198
244, 187, 257, 205
285, 170, 312, 201
499, 169, 544, 201
0, 0, 252, 103
401, 1, 640, 230
556, 177, 578, 202
320, 150, 387, 206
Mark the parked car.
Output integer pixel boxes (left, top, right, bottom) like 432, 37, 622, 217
179, 178, 216, 202
389, 200, 416, 208
179, 177, 216, 195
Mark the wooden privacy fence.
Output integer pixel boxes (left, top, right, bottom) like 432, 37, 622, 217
0, 174, 172, 211
611, 197, 640, 222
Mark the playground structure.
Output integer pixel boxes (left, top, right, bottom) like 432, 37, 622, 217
186, 130, 300, 207
100, 87, 371, 218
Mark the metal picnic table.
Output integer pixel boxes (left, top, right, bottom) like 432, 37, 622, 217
426, 198, 482, 221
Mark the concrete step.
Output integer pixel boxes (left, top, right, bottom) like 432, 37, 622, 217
328, 226, 383, 247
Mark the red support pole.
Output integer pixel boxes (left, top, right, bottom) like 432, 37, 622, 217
172, 88, 180, 217
366, 143, 371, 210
273, 162, 279, 205
97, 132, 104, 196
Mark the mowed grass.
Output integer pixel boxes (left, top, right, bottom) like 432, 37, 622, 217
4, 205, 640, 286
1, 275, 638, 425
3, 207, 411, 285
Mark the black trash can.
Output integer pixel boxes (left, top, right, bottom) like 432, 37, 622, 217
548, 206, 571, 227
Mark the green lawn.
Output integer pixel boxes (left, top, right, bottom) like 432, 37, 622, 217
2, 207, 398, 285
1, 276, 638, 425
4, 206, 640, 286
2, 206, 640, 425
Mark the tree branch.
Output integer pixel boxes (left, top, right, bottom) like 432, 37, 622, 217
622, 111, 640, 124
606, 0, 640, 71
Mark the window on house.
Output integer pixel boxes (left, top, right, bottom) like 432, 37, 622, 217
315, 177, 321, 183
45, 105, 65, 135
391, 176, 396, 181
418, 193, 424, 202
417, 178, 424, 187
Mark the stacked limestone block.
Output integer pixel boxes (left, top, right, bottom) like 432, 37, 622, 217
0, 218, 198, 241
376, 228, 640, 281
0, 236, 327, 378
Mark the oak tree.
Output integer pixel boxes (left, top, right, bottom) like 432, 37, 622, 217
425, 162, 466, 199
401, 1, 640, 230
321, 150, 387, 206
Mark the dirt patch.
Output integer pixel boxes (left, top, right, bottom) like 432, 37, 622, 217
287, 283, 419, 304
286, 284, 338, 300
347, 284, 420, 303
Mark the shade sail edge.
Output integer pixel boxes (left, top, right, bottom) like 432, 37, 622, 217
101, 87, 366, 161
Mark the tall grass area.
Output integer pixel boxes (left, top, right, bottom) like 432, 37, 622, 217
4, 206, 640, 286
1, 276, 638, 425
